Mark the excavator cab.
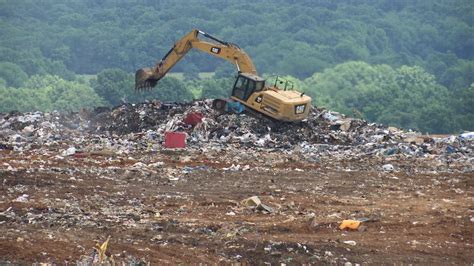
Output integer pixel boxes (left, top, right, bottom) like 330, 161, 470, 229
231, 73, 265, 101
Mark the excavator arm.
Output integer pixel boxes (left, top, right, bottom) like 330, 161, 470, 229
135, 29, 257, 90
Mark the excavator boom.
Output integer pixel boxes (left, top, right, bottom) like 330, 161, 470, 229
134, 29, 312, 122
135, 29, 256, 90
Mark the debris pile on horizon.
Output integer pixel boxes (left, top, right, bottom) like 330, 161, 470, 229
0, 100, 472, 169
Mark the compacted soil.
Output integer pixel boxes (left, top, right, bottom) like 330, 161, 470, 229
0, 148, 472, 264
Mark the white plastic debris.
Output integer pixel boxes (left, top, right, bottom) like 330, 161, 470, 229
343, 240, 357, 246
460, 132, 474, 140
322, 111, 342, 122
382, 164, 394, 172
13, 194, 29, 202
132, 162, 148, 169
148, 162, 165, 168
223, 164, 241, 171
62, 147, 76, 156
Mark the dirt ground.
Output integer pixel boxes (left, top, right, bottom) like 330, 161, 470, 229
0, 147, 472, 265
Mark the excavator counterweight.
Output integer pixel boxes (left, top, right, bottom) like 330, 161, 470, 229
134, 29, 312, 122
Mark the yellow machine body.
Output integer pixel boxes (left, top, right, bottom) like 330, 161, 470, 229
135, 29, 312, 121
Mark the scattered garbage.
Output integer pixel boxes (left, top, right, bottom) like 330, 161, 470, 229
62, 147, 77, 156
0, 143, 13, 150
460, 132, 474, 140
343, 240, 357, 246
241, 196, 274, 213
183, 112, 203, 127
164, 131, 186, 148
0, 99, 472, 263
339, 220, 361, 230
241, 196, 262, 208
225, 101, 245, 114
382, 164, 394, 172
94, 236, 111, 264
223, 164, 243, 171
256, 203, 274, 213
0, 100, 471, 164
13, 194, 29, 203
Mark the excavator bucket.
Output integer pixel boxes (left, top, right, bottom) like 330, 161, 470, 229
135, 68, 158, 90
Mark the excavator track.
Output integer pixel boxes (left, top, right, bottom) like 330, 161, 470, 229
242, 105, 281, 128
212, 98, 287, 129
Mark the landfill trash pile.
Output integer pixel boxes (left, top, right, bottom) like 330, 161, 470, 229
0, 100, 473, 264
1, 100, 472, 170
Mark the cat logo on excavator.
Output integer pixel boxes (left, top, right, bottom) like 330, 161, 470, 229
210, 47, 221, 54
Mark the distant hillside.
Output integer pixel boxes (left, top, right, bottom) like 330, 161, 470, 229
1, 0, 472, 89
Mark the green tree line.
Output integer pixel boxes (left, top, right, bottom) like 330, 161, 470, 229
1, 0, 472, 88
1, 63, 472, 133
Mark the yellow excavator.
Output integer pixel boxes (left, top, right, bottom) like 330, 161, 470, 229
135, 29, 312, 121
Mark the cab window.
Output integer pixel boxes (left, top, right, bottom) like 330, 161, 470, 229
233, 76, 262, 101
232, 76, 248, 99
255, 81, 264, 92
247, 80, 256, 96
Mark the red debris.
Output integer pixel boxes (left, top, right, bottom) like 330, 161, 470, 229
164, 131, 186, 148
183, 112, 203, 127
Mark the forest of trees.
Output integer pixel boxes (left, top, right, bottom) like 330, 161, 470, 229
0, 0, 472, 133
